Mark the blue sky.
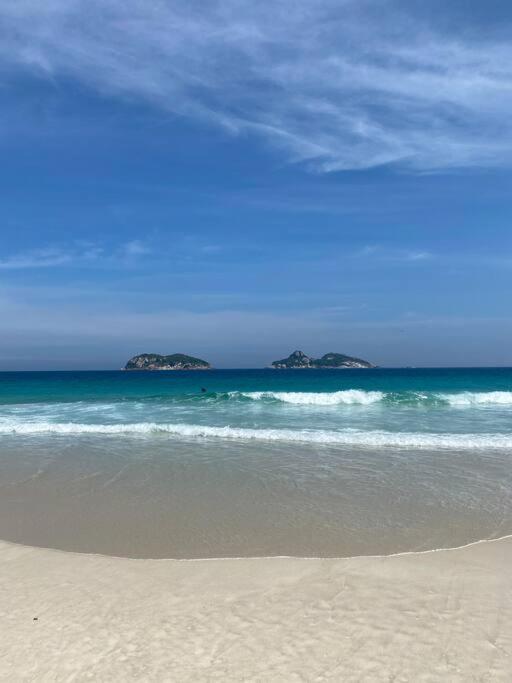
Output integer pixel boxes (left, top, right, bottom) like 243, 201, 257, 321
0, 0, 511, 369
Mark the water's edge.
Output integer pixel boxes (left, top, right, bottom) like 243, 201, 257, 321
2, 532, 511, 563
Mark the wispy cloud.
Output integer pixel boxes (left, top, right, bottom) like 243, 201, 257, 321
120, 240, 152, 258
356, 245, 433, 263
1, 1, 512, 172
0, 240, 152, 270
405, 251, 431, 262
0, 248, 73, 269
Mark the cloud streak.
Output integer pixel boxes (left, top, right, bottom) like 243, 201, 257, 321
356, 245, 433, 263
0, 241, 151, 269
1, 1, 512, 172
0, 248, 72, 269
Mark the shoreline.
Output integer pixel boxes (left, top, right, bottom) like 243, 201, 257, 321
1, 534, 511, 680
1, 530, 511, 563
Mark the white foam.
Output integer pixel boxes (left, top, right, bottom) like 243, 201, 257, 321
439, 391, 512, 406
1, 421, 511, 449
236, 390, 384, 405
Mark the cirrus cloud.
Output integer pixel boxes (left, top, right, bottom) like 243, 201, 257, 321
0, 1, 512, 172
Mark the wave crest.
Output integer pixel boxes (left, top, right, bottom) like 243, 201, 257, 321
234, 390, 384, 405
231, 389, 512, 407
439, 391, 512, 406
1, 421, 511, 449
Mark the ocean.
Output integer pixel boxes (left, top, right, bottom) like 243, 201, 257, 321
0, 367, 511, 558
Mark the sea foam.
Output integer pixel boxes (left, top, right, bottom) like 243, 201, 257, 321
232, 389, 512, 407
439, 391, 512, 406
1, 421, 511, 449
235, 390, 384, 405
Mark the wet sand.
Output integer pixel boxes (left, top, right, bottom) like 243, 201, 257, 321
1, 536, 511, 681
2, 436, 511, 559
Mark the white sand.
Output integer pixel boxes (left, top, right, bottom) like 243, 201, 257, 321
0, 538, 511, 681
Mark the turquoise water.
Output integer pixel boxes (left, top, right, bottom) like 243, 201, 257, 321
0, 368, 512, 558
1, 368, 512, 447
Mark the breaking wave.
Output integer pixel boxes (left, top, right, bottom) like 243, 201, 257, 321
227, 390, 512, 407
234, 390, 385, 405
1, 421, 511, 449
4, 390, 512, 411
440, 391, 512, 406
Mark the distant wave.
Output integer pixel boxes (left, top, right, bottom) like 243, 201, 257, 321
234, 390, 385, 405
2, 421, 511, 449
3, 390, 512, 411
439, 391, 512, 406
228, 389, 512, 407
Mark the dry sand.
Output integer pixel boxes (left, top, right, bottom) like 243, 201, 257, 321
0, 538, 511, 681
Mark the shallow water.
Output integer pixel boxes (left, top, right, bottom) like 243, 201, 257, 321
0, 368, 511, 557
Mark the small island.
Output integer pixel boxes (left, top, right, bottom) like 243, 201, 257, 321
124, 353, 211, 371
271, 350, 375, 369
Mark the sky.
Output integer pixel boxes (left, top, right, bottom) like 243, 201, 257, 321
0, 0, 512, 369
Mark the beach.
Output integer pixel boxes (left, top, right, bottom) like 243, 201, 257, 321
1, 368, 512, 679
2, 369, 512, 559
1, 536, 511, 680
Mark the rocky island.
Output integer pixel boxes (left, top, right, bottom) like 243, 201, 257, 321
271, 350, 375, 369
124, 353, 211, 371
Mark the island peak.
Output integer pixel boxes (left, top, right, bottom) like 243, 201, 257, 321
271, 350, 375, 369
124, 353, 211, 371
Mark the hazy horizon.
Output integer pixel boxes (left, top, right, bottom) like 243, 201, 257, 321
3, 359, 512, 372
